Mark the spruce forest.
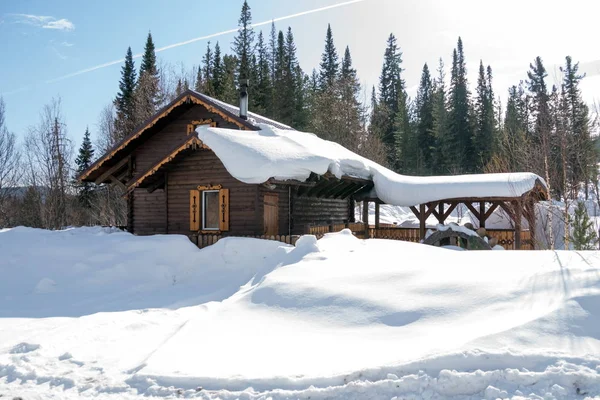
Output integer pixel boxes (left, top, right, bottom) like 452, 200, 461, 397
0, 0, 597, 229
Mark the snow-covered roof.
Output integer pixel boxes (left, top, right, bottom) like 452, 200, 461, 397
189, 90, 293, 130
196, 124, 547, 207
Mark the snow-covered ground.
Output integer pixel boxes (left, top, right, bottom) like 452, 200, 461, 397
1, 227, 600, 399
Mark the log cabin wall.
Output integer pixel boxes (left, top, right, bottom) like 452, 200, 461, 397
166, 148, 260, 236
132, 188, 167, 235
291, 195, 351, 234
129, 103, 242, 234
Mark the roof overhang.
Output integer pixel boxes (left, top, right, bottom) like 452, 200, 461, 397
79, 90, 260, 184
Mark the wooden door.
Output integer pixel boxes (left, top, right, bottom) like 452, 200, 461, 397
263, 193, 279, 236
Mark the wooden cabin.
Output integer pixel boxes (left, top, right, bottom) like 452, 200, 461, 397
80, 90, 370, 245
81, 89, 547, 249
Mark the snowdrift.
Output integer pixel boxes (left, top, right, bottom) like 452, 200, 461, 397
197, 124, 545, 206
1, 227, 600, 399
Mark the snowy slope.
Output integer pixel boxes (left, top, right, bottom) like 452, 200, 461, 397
196, 124, 545, 207
1, 227, 600, 399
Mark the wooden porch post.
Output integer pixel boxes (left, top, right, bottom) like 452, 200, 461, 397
419, 203, 426, 240
514, 200, 522, 250
479, 201, 486, 229
437, 202, 445, 224
375, 202, 380, 230
363, 200, 369, 238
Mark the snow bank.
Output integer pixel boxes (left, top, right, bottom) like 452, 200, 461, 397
0, 226, 292, 317
197, 124, 545, 206
1, 227, 600, 399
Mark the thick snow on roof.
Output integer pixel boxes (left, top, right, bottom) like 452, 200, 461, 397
196, 124, 545, 206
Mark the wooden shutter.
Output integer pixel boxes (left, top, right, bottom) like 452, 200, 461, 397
189, 189, 200, 231
219, 188, 229, 231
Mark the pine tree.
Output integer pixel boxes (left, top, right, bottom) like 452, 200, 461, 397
379, 33, 403, 113
232, 0, 255, 85
473, 61, 495, 170
447, 38, 473, 173
212, 42, 224, 99
570, 201, 598, 250
269, 21, 277, 82
221, 54, 239, 105
134, 32, 161, 124
371, 33, 405, 166
202, 42, 214, 96
318, 24, 339, 89
114, 47, 137, 141
430, 58, 448, 174
254, 31, 272, 116
194, 65, 203, 92
561, 56, 593, 198
502, 83, 529, 171
74, 127, 95, 210
139, 33, 157, 78
285, 28, 303, 128
415, 63, 434, 173
393, 90, 414, 172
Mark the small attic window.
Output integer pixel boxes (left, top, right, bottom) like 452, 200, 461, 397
187, 119, 217, 135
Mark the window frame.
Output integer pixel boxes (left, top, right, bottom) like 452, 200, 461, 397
201, 189, 221, 231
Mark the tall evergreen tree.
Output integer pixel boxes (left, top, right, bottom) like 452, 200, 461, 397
473, 61, 495, 170
447, 37, 473, 172
561, 56, 593, 197
318, 24, 339, 89
371, 33, 405, 167
378, 33, 403, 113
430, 58, 448, 173
74, 127, 95, 210
269, 22, 277, 81
232, 0, 255, 85
415, 63, 435, 173
221, 54, 239, 105
527, 56, 553, 189
202, 42, 214, 96
139, 33, 157, 78
113, 47, 137, 141
211, 42, 224, 98
194, 65, 203, 92
253, 31, 272, 116
502, 83, 529, 171
134, 32, 161, 123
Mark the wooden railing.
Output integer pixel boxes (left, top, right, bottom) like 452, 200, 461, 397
192, 226, 534, 250
194, 234, 300, 249
307, 224, 534, 250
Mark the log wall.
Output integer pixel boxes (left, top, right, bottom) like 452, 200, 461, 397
166, 148, 261, 236
291, 195, 351, 234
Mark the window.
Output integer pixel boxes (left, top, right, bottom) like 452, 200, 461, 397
202, 190, 220, 230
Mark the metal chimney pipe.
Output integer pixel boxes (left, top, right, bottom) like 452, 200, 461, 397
239, 79, 249, 120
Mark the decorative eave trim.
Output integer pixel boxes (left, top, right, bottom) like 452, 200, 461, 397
80, 91, 257, 182
126, 136, 210, 193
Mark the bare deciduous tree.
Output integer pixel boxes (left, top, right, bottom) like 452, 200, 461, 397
0, 97, 21, 226
24, 97, 74, 229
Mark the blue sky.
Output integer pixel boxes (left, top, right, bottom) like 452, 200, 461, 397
2, 0, 600, 151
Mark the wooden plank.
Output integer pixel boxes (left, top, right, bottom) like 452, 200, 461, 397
442, 202, 458, 221
483, 203, 499, 220
375, 202, 380, 230
419, 204, 426, 239
363, 200, 369, 238
464, 202, 480, 220
514, 200, 522, 250
479, 201, 486, 229
95, 156, 130, 184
